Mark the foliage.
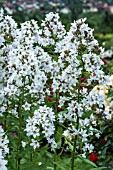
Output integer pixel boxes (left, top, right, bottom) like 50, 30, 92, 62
92, 76, 113, 169
78, 12, 113, 35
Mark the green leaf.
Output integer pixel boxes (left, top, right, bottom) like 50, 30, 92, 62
46, 167, 54, 170
83, 159, 97, 168
46, 151, 53, 159
78, 156, 97, 168
104, 140, 111, 147
80, 83, 87, 86
82, 110, 94, 119
66, 141, 73, 151
55, 162, 66, 170
40, 144, 49, 156
101, 147, 108, 156
58, 110, 67, 115
90, 167, 106, 170
83, 71, 90, 77
20, 158, 27, 165
55, 127, 63, 149
107, 91, 113, 98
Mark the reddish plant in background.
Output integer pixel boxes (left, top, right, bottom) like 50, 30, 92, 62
102, 59, 108, 65
89, 153, 99, 163
101, 138, 107, 144
57, 107, 62, 112
47, 97, 53, 102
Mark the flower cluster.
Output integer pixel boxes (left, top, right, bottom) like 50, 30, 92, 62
101, 49, 113, 59
25, 106, 56, 150
60, 88, 105, 156
0, 13, 59, 116
41, 12, 66, 46
93, 75, 113, 120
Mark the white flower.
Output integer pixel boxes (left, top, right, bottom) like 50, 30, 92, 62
110, 101, 113, 109
95, 133, 100, 138
38, 162, 42, 166
47, 138, 57, 151
63, 130, 71, 138
22, 141, 26, 148
0, 158, 7, 170
80, 129, 88, 142
30, 139, 40, 150
22, 102, 31, 111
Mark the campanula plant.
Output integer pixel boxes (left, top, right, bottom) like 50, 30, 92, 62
0, 9, 110, 170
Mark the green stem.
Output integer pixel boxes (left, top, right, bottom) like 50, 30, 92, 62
30, 152, 33, 162
53, 91, 59, 170
4, 101, 9, 131
17, 158, 21, 170
55, 90, 58, 113
54, 151, 57, 170
16, 100, 22, 170
71, 115, 79, 170
3, 113, 7, 131
71, 138, 76, 170
71, 77, 81, 170
32, 150, 36, 163
54, 159, 57, 170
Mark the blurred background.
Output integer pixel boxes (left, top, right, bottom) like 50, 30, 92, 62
1, 0, 113, 51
